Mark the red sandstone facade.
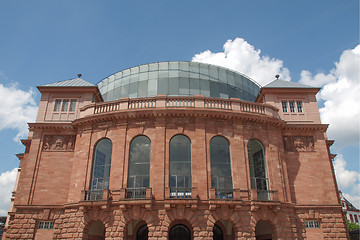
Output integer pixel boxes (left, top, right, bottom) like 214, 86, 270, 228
3, 76, 348, 240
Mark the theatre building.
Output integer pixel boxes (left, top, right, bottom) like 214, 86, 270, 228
4, 61, 348, 239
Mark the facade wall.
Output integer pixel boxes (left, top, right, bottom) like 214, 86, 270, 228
4, 82, 349, 239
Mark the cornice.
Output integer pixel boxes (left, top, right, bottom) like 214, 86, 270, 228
28, 122, 75, 130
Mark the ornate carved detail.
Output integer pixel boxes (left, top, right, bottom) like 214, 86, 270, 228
284, 136, 315, 152
38, 209, 50, 220
42, 135, 76, 151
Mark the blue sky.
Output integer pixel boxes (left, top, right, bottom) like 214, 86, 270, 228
0, 0, 358, 214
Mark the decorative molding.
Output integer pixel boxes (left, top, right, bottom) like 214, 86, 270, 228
42, 135, 76, 151
284, 136, 315, 152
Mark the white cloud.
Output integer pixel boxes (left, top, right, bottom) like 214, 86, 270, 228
0, 168, 17, 216
300, 45, 360, 148
0, 82, 38, 141
334, 154, 360, 190
192, 38, 291, 86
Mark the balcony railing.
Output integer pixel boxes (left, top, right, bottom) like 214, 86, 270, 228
126, 188, 147, 199
83, 190, 107, 201
215, 189, 234, 199
79, 95, 279, 119
170, 187, 192, 198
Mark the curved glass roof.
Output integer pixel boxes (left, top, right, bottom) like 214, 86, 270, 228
97, 61, 261, 102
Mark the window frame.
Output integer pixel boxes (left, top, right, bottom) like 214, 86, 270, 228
38, 221, 54, 229
53, 98, 77, 112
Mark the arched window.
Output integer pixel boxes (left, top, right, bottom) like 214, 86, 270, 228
127, 135, 151, 198
247, 139, 269, 200
169, 135, 191, 198
89, 138, 112, 200
210, 136, 233, 199
169, 224, 191, 240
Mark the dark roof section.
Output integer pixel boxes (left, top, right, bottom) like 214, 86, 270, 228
263, 79, 315, 89
345, 198, 359, 211
40, 78, 95, 87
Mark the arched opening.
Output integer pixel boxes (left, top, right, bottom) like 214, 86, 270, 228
213, 224, 223, 240
255, 220, 273, 240
247, 139, 269, 200
87, 220, 105, 240
169, 224, 191, 240
127, 135, 151, 199
136, 224, 148, 240
210, 136, 233, 199
169, 135, 192, 198
213, 220, 234, 240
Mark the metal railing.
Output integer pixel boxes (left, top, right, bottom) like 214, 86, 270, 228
170, 188, 192, 198
84, 190, 104, 201
257, 189, 278, 201
126, 188, 147, 199
215, 189, 234, 199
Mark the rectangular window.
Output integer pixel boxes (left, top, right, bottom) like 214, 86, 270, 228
38, 221, 54, 229
69, 100, 77, 112
289, 101, 295, 112
61, 99, 69, 111
350, 214, 354, 222
54, 100, 62, 112
355, 215, 358, 223
282, 101, 288, 112
297, 101, 303, 112
304, 220, 320, 228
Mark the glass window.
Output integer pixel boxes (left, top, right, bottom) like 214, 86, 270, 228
54, 100, 61, 112
38, 221, 54, 229
282, 101, 288, 112
219, 68, 227, 83
289, 101, 295, 112
297, 101, 303, 112
158, 78, 168, 95
61, 100, 69, 112
200, 79, 210, 97
69, 100, 76, 112
128, 136, 151, 191
129, 82, 138, 98
248, 140, 268, 200
169, 78, 179, 95
169, 135, 191, 198
179, 78, 190, 95
138, 81, 148, 98
189, 78, 200, 95
210, 136, 233, 198
210, 81, 220, 98
91, 139, 112, 191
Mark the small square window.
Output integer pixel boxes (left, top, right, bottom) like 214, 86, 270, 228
282, 101, 288, 112
38, 221, 54, 229
297, 101, 303, 112
304, 220, 320, 228
289, 101, 295, 112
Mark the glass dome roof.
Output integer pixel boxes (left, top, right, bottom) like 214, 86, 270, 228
97, 61, 261, 102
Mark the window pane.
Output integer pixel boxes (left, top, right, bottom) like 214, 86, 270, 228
54, 100, 61, 112
282, 101, 288, 112
210, 136, 232, 189
91, 139, 112, 190
169, 135, 192, 188
128, 136, 151, 188
289, 101, 295, 112
248, 140, 268, 190
61, 100, 69, 111
297, 101, 303, 112
69, 100, 76, 112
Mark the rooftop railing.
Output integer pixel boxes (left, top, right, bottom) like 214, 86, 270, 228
79, 95, 279, 119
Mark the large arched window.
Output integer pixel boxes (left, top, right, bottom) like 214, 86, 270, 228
169, 135, 191, 198
210, 136, 233, 199
127, 135, 151, 199
247, 139, 269, 200
89, 138, 112, 200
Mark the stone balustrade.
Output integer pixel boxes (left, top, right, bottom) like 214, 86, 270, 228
79, 95, 279, 119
